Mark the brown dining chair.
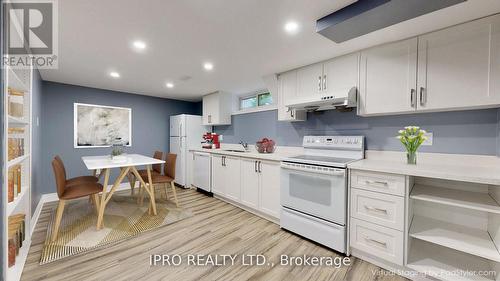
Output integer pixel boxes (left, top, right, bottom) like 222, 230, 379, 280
140, 153, 179, 207
129, 151, 163, 195
51, 158, 104, 241
54, 155, 99, 186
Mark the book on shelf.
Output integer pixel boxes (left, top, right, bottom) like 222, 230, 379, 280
8, 128, 25, 161
8, 165, 22, 203
7, 88, 25, 118
8, 213, 26, 268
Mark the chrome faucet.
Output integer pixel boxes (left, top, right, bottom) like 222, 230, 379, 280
239, 140, 249, 151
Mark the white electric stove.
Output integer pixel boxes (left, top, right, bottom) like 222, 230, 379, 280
280, 135, 364, 254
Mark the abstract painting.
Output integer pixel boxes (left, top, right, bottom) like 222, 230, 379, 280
74, 103, 132, 148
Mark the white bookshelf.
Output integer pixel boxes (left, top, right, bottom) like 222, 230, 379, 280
410, 216, 500, 262
411, 184, 500, 214
2, 62, 33, 281
407, 239, 496, 281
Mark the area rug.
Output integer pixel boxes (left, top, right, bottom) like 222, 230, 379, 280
40, 194, 192, 265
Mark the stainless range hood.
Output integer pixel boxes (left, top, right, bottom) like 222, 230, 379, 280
286, 87, 357, 112
317, 0, 466, 43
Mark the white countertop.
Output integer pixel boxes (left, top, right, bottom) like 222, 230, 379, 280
348, 151, 500, 186
189, 146, 303, 162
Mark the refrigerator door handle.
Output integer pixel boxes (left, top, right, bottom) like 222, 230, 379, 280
179, 123, 182, 137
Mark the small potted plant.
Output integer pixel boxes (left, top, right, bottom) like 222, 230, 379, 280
110, 138, 126, 162
396, 126, 427, 165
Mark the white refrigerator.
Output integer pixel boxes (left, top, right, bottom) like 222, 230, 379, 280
170, 114, 208, 188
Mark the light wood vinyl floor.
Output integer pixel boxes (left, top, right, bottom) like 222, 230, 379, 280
22, 188, 407, 281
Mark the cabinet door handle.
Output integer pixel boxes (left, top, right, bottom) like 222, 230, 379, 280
222, 156, 225, 166
410, 88, 416, 108
365, 237, 387, 247
290, 110, 294, 118
419, 87, 426, 106
258, 161, 262, 173
364, 206, 388, 214
318, 76, 322, 91
254, 161, 258, 173
323, 75, 327, 91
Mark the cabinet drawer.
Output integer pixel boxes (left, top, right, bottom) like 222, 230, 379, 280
350, 170, 406, 196
351, 189, 404, 231
350, 218, 404, 265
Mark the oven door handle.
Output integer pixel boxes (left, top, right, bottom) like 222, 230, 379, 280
280, 163, 345, 176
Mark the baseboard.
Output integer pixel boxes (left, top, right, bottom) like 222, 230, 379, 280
30, 181, 139, 234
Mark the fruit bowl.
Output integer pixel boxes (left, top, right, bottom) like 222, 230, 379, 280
256, 138, 276, 153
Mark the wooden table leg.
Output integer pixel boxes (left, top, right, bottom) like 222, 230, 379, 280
147, 165, 157, 215
96, 167, 131, 230
96, 168, 110, 230
130, 166, 157, 215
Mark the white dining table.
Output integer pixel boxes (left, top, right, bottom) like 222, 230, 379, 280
82, 154, 165, 230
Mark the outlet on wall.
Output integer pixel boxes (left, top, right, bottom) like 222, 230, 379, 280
422, 132, 433, 146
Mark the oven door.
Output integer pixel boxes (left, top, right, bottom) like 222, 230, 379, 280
280, 162, 346, 225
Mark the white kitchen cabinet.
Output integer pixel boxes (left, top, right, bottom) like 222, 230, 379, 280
258, 160, 281, 218
202, 91, 232, 126
323, 53, 359, 97
297, 63, 323, 97
211, 154, 240, 200
417, 14, 500, 111
277, 70, 307, 122
211, 155, 225, 195
359, 38, 418, 116
240, 158, 260, 209
223, 156, 241, 202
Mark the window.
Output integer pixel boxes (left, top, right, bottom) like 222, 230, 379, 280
239, 92, 273, 110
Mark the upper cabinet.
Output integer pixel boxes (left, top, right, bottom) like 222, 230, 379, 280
417, 14, 500, 111
297, 63, 324, 97
296, 53, 359, 98
359, 38, 418, 115
323, 53, 359, 97
359, 14, 500, 116
277, 70, 307, 121
202, 91, 232, 126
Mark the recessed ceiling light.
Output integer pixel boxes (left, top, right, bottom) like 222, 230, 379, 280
109, 71, 120, 78
284, 21, 299, 34
132, 40, 147, 51
166, 82, 174, 88
203, 62, 214, 71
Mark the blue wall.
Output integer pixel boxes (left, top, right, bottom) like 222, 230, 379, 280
40, 81, 200, 196
31, 70, 43, 215
216, 109, 500, 156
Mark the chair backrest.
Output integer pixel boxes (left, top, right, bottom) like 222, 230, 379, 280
164, 153, 177, 179
153, 151, 163, 173
54, 155, 67, 180
52, 158, 67, 198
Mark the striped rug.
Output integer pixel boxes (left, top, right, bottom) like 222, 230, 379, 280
40, 193, 192, 265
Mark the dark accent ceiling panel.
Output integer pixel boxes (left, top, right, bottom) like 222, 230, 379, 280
317, 0, 467, 43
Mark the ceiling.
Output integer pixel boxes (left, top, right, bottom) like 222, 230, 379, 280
40, 0, 500, 101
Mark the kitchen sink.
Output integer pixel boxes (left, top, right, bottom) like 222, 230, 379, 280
223, 149, 248, 153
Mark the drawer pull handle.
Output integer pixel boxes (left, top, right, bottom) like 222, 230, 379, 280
366, 180, 388, 186
365, 237, 387, 247
364, 206, 388, 213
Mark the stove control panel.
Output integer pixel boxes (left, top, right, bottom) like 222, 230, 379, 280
303, 136, 364, 150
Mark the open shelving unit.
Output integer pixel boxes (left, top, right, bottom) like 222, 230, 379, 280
408, 179, 500, 281
2, 61, 33, 280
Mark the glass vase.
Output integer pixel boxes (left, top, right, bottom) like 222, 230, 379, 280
407, 151, 417, 165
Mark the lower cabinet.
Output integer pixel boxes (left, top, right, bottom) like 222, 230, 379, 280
259, 161, 281, 218
212, 155, 281, 220
211, 154, 240, 201
241, 158, 260, 209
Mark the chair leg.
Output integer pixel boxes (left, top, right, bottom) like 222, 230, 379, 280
170, 181, 179, 207
51, 200, 66, 242
164, 183, 169, 200
91, 194, 100, 214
